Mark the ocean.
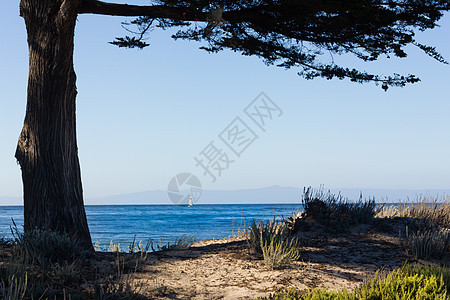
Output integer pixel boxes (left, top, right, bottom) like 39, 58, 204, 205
0, 204, 301, 250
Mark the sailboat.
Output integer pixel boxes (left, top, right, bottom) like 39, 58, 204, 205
188, 196, 193, 207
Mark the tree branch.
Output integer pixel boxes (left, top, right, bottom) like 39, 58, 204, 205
78, 0, 207, 20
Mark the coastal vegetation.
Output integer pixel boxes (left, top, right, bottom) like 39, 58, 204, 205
0, 190, 449, 299
296, 187, 376, 233
262, 189, 449, 299
0, 227, 166, 299
266, 264, 450, 299
247, 219, 300, 270
375, 196, 450, 260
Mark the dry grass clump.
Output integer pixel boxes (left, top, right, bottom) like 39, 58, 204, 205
299, 187, 375, 233
157, 235, 196, 251
247, 219, 300, 270
247, 219, 289, 255
376, 195, 450, 228
401, 227, 449, 260
93, 255, 151, 299
0, 273, 28, 300
261, 233, 300, 270
376, 195, 450, 260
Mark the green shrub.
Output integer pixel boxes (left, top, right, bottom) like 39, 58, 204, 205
266, 287, 355, 300
247, 219, 264, 255
247, 219, 300, 269
302, 187, 375, 233
359, 264, 449, 299
247, 219, 290, 255
268, 286, 304, 300
400, 264, 450, 290
261, 233, 300, 270
263, 264, 450, 300
11, 225, 82, 266
267, 287, 355, 300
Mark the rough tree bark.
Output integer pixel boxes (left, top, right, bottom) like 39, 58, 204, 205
16, 0, 92, 249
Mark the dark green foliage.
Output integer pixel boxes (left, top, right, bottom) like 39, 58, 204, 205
114, 0, 449, 89
109, 36, 149, 48
0, 273, 28, 300
301, 187, 376, 233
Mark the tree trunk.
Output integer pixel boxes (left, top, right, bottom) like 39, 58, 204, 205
16, 0, 92, 249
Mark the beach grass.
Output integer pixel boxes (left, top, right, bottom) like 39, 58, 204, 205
247, 218, 300, 270
376, 195, 450, 260
375, 195, 450, 228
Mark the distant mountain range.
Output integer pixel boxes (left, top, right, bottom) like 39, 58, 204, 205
1, 186, 449, 206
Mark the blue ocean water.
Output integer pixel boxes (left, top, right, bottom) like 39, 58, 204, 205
0, 204, 302, 249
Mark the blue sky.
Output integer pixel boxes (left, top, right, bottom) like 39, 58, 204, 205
0, 1, 449, 199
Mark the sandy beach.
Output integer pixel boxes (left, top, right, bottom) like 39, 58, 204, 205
101, 218, 426, 299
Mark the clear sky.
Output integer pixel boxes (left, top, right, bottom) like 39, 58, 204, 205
0, 1, 449, 199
